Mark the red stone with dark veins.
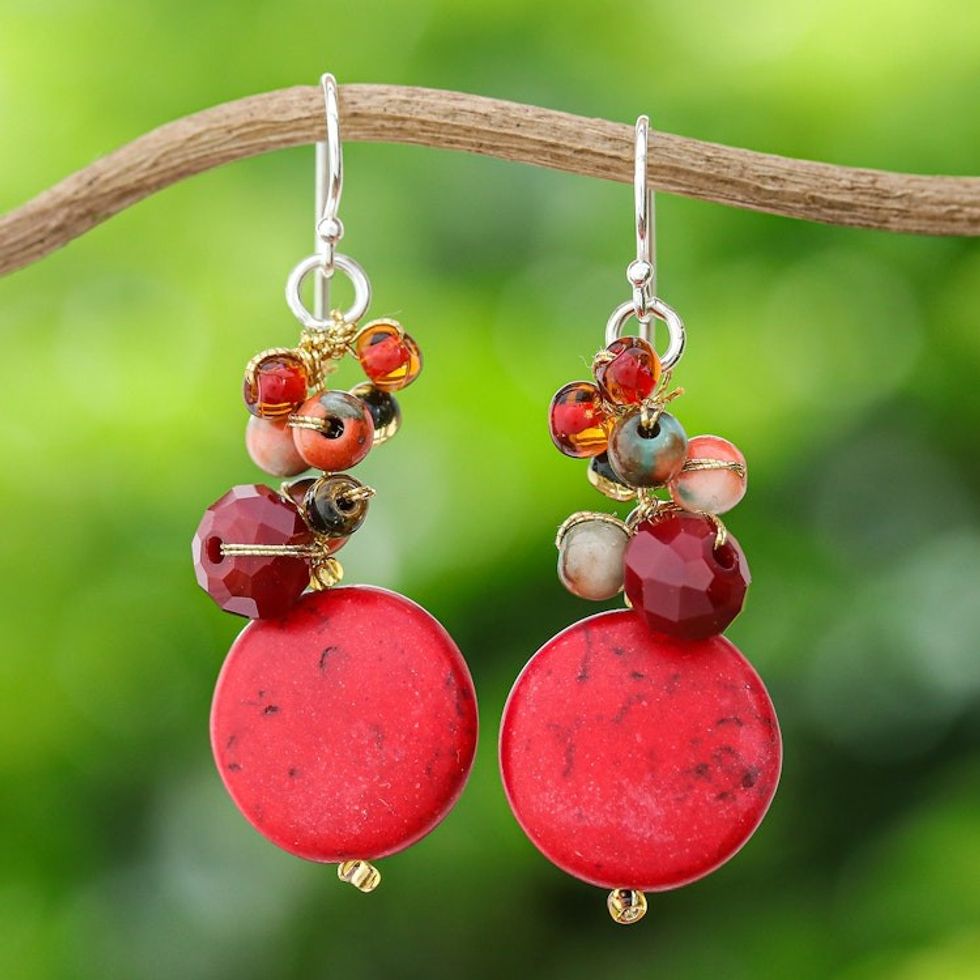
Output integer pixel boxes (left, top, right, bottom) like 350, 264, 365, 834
499, 609, 780, 891
211, 586, 478, 862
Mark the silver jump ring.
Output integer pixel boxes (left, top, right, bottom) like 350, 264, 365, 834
605, 297, 685, 369
285, 252, 371, 329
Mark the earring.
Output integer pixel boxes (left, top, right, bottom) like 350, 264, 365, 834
499, 115, 780, 924
192, 75, 477, 892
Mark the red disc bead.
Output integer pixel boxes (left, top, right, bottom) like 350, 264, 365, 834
211, 586, 478, 862
243, 354, 309, 419
594, 336, 662, 405
624, 513, 750, 639
192, 484, 313, 619
549, 381, 610, 458
500, 609, 780, 891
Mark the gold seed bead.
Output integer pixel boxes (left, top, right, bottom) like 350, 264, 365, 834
607, 888, 647, 925
310, 557, 344, 591
337, 859, 381, 893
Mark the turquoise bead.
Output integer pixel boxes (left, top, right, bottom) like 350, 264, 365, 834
607, 410, 688, 487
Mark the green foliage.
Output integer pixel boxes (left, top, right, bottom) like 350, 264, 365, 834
0, 2, 978, 977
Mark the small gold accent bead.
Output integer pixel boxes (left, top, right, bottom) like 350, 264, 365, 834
337, 859, 381, 893
310, 557, 344, 590
607, 888, 647, 925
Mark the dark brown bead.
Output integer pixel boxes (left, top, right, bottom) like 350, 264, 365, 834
350, 381, 401, 445
303, 474, 372, 537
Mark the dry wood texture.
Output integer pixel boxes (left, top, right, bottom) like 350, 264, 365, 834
1, 83, 978, 277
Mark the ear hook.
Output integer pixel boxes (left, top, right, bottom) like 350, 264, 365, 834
627, 114, 655, 333
314, 72, 344, 319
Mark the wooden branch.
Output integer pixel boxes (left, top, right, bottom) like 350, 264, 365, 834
2, 83, 978, 277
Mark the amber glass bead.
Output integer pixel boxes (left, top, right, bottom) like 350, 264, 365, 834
594, 337, 662, 406
289, 391, 375, 472
549, 381, 610, 458
302, 474, 371, 537
355, 320, 422, 391
243, 353, 309, 419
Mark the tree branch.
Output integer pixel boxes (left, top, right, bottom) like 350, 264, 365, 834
2, 83, 978, 277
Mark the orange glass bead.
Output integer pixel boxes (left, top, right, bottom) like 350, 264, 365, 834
549, 382, 610, 458
354, 320, 422, 391
594, 336, 662, 406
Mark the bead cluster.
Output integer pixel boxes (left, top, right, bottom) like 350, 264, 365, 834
192, 314, 422, 620
550, 334, 750, 640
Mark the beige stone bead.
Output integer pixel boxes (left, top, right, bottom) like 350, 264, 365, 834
557, 515, 629, 601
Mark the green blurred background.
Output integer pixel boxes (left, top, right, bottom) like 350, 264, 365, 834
2, 1, 979, 977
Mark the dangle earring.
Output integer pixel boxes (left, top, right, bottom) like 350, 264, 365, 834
499, 116, 780, 923
192, 75, 477, 892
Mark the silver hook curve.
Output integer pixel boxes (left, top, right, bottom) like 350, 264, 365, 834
627, 114, 656, 328
314, 73, 344, 317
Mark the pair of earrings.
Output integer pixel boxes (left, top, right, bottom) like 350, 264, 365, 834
192, 77, 781, 924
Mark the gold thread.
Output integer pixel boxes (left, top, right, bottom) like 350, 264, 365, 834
339, 484, 376, 504
287, 414, 332, 432
681, 457, 746, 478
701, 512, 729, 549
555, 511, 629, 550
219, 543, 321, 558
243, 346, 303, 390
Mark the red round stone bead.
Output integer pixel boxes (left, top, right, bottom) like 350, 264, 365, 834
211, 586, 478, 863
594, 336, 662, 405
549, 381, 610, 458
290, 390, 375, 472
500, 609, 780, 891
192, 484, 313, 619
243, 354, 309, 418
624, 513, 750, 640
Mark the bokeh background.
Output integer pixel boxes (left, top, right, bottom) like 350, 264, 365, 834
2, 1, 979, 977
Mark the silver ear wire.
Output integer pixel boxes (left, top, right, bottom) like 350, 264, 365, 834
313, 73, 344, 319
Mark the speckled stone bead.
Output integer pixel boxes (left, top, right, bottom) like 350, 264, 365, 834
211, 586, 478, 862
245, 416, 309, 477
557, 515, 629, 601
499, 609, 781, 890
607, 410, 688, 487
669, 435, 747, 515
290, 390, 374, 472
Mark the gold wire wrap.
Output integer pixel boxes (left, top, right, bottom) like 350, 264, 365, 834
681, 457, 747, 479
286, 415, 332, 432
555, 511, 630, 550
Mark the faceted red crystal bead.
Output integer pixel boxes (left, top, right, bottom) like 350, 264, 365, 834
192, 484, 313, 619
594, 336, 662, 405
500, 609, 780, 891
243, 354, 309, 418
549, 381, 610, 458
211, 586, 478, 862
624, 513, 750, 639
